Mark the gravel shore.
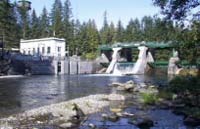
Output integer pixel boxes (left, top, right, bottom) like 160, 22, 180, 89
0, 94, 125, 128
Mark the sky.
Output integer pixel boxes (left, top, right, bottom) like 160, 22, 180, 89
12, 0, 161, 29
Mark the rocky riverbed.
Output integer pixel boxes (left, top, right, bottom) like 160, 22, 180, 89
79, 80, 200, 129
0, 94, 125, 128
0, 79, 199, 129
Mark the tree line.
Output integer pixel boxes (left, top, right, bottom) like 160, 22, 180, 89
0, 0, 199, 63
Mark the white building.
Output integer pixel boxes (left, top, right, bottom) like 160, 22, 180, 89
20, 37, 66, 74
20, 37, 66, 57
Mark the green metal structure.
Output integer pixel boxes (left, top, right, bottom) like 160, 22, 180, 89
99, 42, 178, 67
99, 42, 176, 51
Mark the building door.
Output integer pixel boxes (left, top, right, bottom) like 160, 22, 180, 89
57, 61, 61, 74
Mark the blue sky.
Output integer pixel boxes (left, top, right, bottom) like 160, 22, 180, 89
12, 0, 160, 29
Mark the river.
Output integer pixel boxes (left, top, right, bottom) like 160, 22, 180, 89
0, 71, 190, 128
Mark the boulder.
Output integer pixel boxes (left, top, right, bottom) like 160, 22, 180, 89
59, 122, 73, 129
107, 114, 119, 122
88, 123, 96, 129
108, 94, 125, 101
101, 113, 108, 120
126, 80, 134, 84
110, 82, 123, 87
116, 86, 126, 91
125, 84, 134, 91
129, 117, 154, 129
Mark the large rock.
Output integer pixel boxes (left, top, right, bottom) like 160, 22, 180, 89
125, 84, 135, 91
110, 82, 123, 87
113, 80, 136, 91
108, 94, 125, 101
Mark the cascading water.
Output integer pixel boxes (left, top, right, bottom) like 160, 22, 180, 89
106, 46, 154, 75
106, 47, 122, 73
113, 62, 135, 75
130, 46, 149, 74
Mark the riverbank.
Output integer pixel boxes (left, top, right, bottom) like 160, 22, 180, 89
0, 94, 125, 128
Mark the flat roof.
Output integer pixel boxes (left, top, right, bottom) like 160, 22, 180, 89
20, 37, 65, 43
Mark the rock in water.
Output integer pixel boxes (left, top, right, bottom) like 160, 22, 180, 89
125, 84, 134, 91
107, 113, 119, 122
88, 123, 96, 129
126, 80, 134, 84
110, 82, 123, 87
129, 117, 154, 129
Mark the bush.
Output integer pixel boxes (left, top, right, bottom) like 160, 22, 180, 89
169, 76, 200, 107
141, 93, 158, 105
169, 76, 200, 95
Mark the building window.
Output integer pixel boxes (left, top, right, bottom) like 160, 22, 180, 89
42, 47, 45, 54
57, 47, 61, 52
47, 47, 51, 54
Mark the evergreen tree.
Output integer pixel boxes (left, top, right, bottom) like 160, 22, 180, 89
63, 0, 73, 51
86, 19, 100, 53
79, 22, 88, 55
30, 9, 40, 39
141, 16, 154, 41
51, 0, 63, 38
116, 20, 125, 42
0, 0, 20, 48
100, 11, 110, 44
17, 0, 31, 39
73, 19, 81, 55
108, 22, 116, 43
40, 7, 50, 38
125, 18, 142, 42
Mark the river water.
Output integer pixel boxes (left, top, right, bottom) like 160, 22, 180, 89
0, 71, 191, 128
0, 71, 167, 117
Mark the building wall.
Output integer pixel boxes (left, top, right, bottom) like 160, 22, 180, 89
20, 37, 66, 57
20, 37, 66, 75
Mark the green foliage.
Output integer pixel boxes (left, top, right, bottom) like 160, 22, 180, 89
157, 89, 174, 100
141, 93, 158, 105
116, 20, 125, 42
169, 76, 200, 95
83, 52, 98, 60
30, 9, 40, 39
40, 7, 50, 38
0, 0, 21, 48
0, 0, 199, 63
51, 0, 64, 38
153, 0, 200, 20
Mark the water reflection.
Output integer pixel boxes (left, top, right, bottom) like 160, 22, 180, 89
0, 73, 168, 117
